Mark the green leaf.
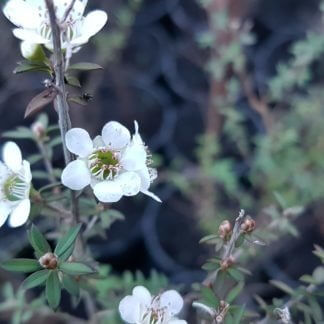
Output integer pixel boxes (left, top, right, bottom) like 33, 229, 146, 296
299, 274, 318, 285
201, 286, 220, 308
270, 280, 294, 295
14, 61, 51, 74
46, 271, 61, 309
231, 305, 245, 324
59, 262, 95, 275
226, 281, 244, 303
28, 224, 51, 256
1, 259, 41, 273
228, 268, 244, 282
235, 234, 245, 248
307, 296, 323, 321
54, 224, 82, 258
65, 75, 81, 88
2, 127, 34, 139
62, 274, 80, 296
58, 243, 75, 262
22, 269, 49, 290
68, 62, 103, 71
199, 234, 219, 244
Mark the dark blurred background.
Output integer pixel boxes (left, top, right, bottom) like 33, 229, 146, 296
0, 0, 323, 319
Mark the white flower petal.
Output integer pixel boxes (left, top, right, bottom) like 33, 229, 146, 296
160, 290, 184, 316
61, 160, 91, 190
137, 167, 150, 191
92, 135, 105, 148
3, 142, 22, 172
0, 202, 11, 228
65, 128, 93, 158
13, 28, 48, 44
119, 295, 141, 323
169, 320, 187, 324
142, 190, 162, 203
53, 0, 88, 21
101, 121, 131, 150
8, 199, 30, 228
20, 41, 38, 60
93, 181, 123, 203
116, 172, 141, 197
121, 143, 147, 171
81, 10, 108, 39
132, 286, 152, 307
3, 0, 41, 29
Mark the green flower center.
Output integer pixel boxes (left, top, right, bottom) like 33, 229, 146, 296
3, 175, 26, 202
88, 149, 120, 180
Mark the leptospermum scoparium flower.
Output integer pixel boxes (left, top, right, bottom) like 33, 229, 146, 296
61, 121, 161, 203
3, 0, 108, 51
119, 286, 187, 324
0, 142, 32, 228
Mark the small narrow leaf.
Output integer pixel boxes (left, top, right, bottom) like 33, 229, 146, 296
58, 243, 75, 262
25, 88, 58, 118
54, 224, 82, 258
62, 274, 80, 296
68, 62, 103, 71
65, 75, 81, 88
46, 271, 61, 309
232, 305, 246, 324
270, 280, 294, 295
59, 262, 95, 275
226, 281, 244, 303
28, 224, 51, 256
14, 61, 51, 74
228, 268, 244, 282
22, 269, 49, 290
1, 259, 41, 273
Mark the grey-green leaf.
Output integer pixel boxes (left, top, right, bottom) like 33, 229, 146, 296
226, 281, 244, 303
54, 224, 82, 258
22, 269, 49, 290
46, 271, 61, 309
59, 262, 95, 275
28, 224, 51, 256
62, 274, 80, 296
1, 259, 41, 273
68, 62, 103, 71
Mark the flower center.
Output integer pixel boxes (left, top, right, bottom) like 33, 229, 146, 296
88, 149, 120, 180
3, 175, 27, 202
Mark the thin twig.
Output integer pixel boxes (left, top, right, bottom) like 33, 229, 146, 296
45, 0, 82, 248
36, 139, 56, 184
61, 0, 77, 23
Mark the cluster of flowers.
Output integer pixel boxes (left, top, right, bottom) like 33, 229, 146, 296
0, 1, 187, 323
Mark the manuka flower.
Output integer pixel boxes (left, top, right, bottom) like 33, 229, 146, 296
0, 142, 32, 228
3, 0, 108, 51
119, 286, 187, 324
61, 121, 161, 203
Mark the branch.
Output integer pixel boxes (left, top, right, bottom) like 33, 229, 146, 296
61, 0, 77, 23
45, 0, 82, 253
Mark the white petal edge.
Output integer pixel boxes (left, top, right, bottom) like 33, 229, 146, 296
61, 160, 91, 190
13, 28, 48, 44
116, 172, 141, 197
160, 290, 184, 316
93, 181, 123, 203
3, 0, 41, 29
118, 295, 141, 323
169, 320, 188, 324
132, 286, 152, 307
3, 142, 22, 172
0, 202, 11, 228
22, 160, 32, 183
81, 10, 108, 39
8, 199, 30, 228
121, 143, 147, 171
65, 128, 93, 158
101, 121, 131, 150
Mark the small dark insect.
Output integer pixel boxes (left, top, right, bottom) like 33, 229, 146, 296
82, 93, 93, 102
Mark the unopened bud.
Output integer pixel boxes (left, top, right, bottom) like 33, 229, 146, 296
31, 121, 46, 139
241, 216, 256, 233
218, 220, 232, 240
220, 256, 234, 270
39, 252, 58, 270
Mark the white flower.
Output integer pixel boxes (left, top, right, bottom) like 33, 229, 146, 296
61, 121, 161, 203
3, 0, 108, 50
0, 142, 32, 228
119, 286, 187, 324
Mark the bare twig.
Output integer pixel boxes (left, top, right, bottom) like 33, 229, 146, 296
61, 0, 77, 23
45, 0, 82, 251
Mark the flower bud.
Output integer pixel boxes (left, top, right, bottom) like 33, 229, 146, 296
220, 256, 234, 270
31, 121, 46, 139
218, 220, 232, 240
39, 252, 58, 270
241, 216, 256, 233
20, 41, 46, 62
